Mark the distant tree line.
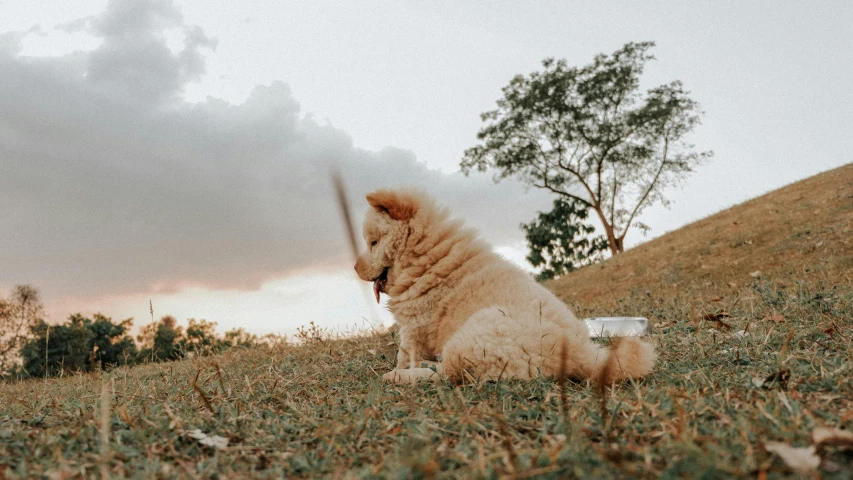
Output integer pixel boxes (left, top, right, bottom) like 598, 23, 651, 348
0, 285, 275, 381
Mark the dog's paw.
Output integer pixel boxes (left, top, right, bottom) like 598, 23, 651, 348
418, 360, 444, 373
382, 368, 440, 384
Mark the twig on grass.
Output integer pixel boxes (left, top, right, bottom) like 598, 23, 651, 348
191, 369, 215, 414
557, 337, 571, 434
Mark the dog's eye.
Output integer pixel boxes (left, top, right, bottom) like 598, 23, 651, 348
371, 240, 378, 247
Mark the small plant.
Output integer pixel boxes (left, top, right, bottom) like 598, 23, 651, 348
294, 321, 328, 344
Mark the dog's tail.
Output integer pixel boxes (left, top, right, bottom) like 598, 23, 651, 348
583, 337, 656, 384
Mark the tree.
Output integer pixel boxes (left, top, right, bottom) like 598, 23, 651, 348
461, 41, 712, 254
21, 317, 93, 377
20, 313, 137, 377
137, 315, 184, 362
182, 318, 222, 355
522, 197, 609, 281
223, 328, 259, 349
0, 285, 44, 372
85, 314, 137, 370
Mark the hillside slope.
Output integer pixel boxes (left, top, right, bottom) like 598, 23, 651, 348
550, 163, 853, 311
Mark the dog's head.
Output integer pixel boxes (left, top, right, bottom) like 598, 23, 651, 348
354, 189, 423, 302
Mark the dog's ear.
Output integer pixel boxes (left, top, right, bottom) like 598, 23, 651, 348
366, 190, 419, 221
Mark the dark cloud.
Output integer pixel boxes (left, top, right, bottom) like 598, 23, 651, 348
0, 0, 550, 298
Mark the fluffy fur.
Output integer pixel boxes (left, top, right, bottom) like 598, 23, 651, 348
354, 188, 656, 384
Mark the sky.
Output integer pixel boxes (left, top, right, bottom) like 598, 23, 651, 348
1, 0, 851, 336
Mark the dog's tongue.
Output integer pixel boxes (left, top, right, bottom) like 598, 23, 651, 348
373, 280, 381, 303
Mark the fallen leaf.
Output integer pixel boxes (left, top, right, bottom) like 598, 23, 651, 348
710, 296, 722, 302
750, 271, 761, 278
812, 427, 853, 448
733, 329, 749, 339
760, 369, 790, 389
762, 314, 784, 323
185, 429, 229, 450
703, 311, 730, 320
765, 443, 820, 472
201, 436, 229, 450
703, 312, 732, 329
727, 282, 738, 288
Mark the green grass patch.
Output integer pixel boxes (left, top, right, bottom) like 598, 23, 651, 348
1, 271, 851, 478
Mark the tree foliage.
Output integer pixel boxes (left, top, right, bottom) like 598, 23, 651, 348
22, 318, 92, 376
522, 198, 608, 281
136, 316, 257, 361
84, 313, 138, 370
0, 285, 44, 371
462, 41, 712, 254
182, 318, 222, 355
137, 315, 184, 362
20, 313, 137, 377
222, 327, 259, 349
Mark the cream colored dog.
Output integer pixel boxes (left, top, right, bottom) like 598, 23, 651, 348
354, 188, 656, 385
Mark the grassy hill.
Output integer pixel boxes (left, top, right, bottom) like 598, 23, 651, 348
552, 162, 853, 314
1, 166, 851, 478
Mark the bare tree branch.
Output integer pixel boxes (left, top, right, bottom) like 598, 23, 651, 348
533, 179, 594, 209
620, 136, 670, 239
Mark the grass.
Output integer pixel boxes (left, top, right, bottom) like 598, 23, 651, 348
1, 165, 851, 478
549, 163, 853, 309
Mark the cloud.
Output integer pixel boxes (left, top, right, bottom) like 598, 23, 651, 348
87, 0, 216, 104
0, 0, 550, 299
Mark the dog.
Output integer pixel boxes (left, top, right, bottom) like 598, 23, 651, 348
354, 188, 656, 384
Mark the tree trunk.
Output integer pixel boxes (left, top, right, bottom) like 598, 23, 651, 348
593, 206, 624, 255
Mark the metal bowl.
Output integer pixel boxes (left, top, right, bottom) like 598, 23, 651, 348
583, 317, 651, 338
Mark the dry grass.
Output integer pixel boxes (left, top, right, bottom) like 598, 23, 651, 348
550, 162, 853, 311
0, 165, 851, 478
